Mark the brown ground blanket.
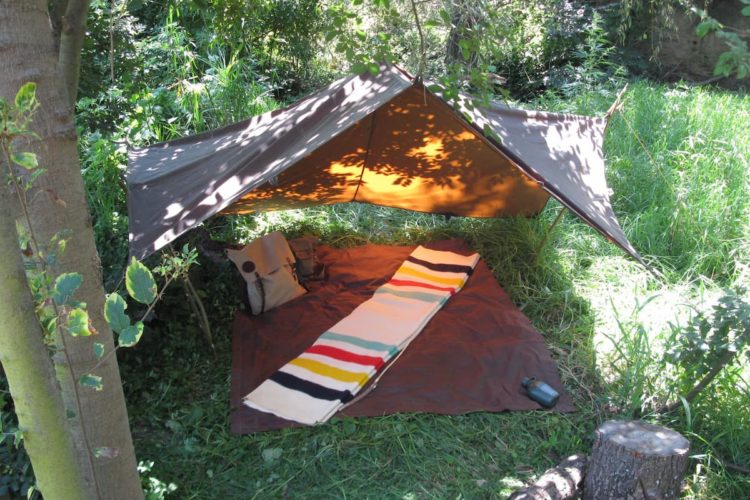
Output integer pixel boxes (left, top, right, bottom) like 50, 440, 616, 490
230, 239, 573, 434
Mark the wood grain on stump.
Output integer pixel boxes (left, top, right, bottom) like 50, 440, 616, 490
583, 420, 690, 500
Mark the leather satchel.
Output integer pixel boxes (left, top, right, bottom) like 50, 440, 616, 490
227, 232, 306, 315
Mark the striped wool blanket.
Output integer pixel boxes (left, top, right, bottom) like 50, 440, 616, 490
243, 245, 480, 424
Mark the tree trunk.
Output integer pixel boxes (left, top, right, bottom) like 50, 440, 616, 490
57, 0, 91, 106
0, 177, 88, 498
508, 454, 588, 500
583, 420, 690, 500
0, 2, 143, 498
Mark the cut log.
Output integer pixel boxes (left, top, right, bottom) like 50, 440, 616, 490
508, 454, 588, 500
583, 420, 690, 500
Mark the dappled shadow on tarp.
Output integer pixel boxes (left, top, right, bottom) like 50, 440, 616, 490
126, 63, 643, 268
225, 86, 549, 217
126, 65, 413, 259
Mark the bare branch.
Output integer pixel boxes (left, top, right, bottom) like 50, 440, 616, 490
410, 0, 426, 79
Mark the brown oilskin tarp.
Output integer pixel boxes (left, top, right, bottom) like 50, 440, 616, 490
127, 64, 643, 266
230, 240, 574, 434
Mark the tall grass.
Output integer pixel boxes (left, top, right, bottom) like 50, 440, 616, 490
539, 82, 750, 283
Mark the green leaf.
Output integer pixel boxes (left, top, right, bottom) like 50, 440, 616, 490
119, 321, 144, 348
80, 374, 103, 391
367, 62, 380, 76
44, 316, 58, 335
67, 308, 92, 337
742, 6, 750, 16
696, 18, 721, 38
126, 257, 156, 304
351, 61, 367, 74
93, 342, 105, 359
53, 272, 82, 306
104, 293, 130, 334
14, 82, 37, 112
11, 151, 38, 170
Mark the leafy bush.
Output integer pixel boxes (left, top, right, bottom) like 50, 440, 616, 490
665, 288, 750, 406
0, 377, 37, 499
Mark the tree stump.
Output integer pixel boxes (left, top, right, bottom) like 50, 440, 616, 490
508, 454, 588, 500
583, 420, 690, 500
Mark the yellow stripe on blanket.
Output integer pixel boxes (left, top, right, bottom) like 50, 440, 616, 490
289, 358, 371, 387
396, 265, 466, 287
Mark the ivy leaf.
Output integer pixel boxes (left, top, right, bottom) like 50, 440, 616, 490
93, 342, 105, 359
11, 151, 38, 170
44, 316, 58, 335
53, 272, 83, 306
126, 257, 156, 304
67, 308, 92, 337
104, 293, 130, 334
119, 321, 144, 348
80, 374, 103, 391
14, 82, 37, 112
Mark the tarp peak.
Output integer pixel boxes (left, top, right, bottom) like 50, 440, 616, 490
126, 63, 643, 267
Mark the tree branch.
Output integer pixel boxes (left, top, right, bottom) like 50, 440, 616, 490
49, 0, 70, 50
410, 0, 426, 79
57, 0, 91, 107
659, 349, 737, 413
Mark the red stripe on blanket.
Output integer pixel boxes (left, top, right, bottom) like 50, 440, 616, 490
306, 345, 386, 369
388, 279, 456, 295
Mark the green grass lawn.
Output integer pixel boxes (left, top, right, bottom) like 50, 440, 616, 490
121, 80, 750, 498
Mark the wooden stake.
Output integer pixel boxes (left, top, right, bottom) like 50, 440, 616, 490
184, 275, 215, 350
534, 206, 567, 262
604, 84, 628, 133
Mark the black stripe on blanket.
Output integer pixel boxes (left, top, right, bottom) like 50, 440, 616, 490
270, 371, 354, 403
406, 255, 475, 276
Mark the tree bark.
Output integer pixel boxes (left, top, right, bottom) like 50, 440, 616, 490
508, 454, 587, 500
57, 0, 91, 106
0, 174, 88, 498
583, 420, 690, 500
0, 2, 142, 498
